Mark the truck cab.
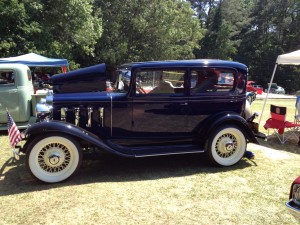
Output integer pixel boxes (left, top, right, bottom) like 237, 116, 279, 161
0, 64, 38, 130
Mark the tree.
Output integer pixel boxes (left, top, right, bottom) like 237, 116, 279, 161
0, 0, 39, 56
24, 0, 102, 68
193, 0, 253, 60
0, 0, 102, 68
94, 0, 204, 71
238, 0, 300, 92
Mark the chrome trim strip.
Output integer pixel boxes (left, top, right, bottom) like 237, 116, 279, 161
286, 200, 300, 219
60, 107, 68, 121
74, 107, 80, 126
135, 150, 204, 157
86, 107, 93, 127
99, 107, 104, 127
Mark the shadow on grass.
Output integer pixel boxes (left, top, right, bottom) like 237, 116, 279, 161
0, 152, 256, 196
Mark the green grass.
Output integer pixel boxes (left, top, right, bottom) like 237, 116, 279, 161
0, 98, 300, 224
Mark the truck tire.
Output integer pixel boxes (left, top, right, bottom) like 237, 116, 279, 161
206, 125, 246, 166
26, 134, 82, 183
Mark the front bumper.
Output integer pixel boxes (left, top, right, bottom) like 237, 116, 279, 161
286, 199, 300, 220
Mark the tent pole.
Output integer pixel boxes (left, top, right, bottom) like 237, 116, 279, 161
258, 63, 278, 126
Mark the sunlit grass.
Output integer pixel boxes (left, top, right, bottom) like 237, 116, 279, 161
0, 98, 300, 224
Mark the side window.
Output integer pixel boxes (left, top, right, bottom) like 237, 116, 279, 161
0, 71, 15, 85
135, 69, 185, 95
190, 68, 235, 94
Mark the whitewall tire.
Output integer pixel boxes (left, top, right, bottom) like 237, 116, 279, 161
207, 126, 246, 166
26, 134, 82, 183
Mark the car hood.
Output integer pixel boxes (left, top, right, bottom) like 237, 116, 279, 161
51, 63, 107, 94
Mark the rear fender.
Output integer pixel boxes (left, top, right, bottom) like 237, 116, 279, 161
22, 120, 132, 157
197, 112, 258, 144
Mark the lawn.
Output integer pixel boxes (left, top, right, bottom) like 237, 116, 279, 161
0, 98, 299, 224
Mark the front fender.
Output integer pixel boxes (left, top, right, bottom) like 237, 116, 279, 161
22, 120, 132, 157
197, 112, 258, 144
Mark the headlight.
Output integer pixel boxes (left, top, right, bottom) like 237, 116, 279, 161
292, 184, 300, 205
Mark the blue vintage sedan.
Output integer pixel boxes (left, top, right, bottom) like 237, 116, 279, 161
20, 59, 259, 183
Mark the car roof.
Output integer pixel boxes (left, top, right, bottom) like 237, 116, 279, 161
120, 59, 247, 71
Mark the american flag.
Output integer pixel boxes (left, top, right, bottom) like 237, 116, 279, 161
7, 111, 22, 148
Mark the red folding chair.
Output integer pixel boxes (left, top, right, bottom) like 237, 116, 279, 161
264, 105, 300, 144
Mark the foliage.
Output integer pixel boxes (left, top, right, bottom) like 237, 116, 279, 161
0, 0, 102, 68
0, 0, 38, 56
189, 0, 300, 93
93, 0, 203, 71
0, 0, 300, 91
235, 0, 300, 92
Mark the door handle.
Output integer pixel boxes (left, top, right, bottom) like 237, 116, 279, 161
9, 90, 17, 94
180, 102, 188, 106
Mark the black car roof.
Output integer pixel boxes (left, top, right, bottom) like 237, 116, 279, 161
120, 59, 247, 71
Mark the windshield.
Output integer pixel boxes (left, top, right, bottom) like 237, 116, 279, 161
113, 70, 131, 93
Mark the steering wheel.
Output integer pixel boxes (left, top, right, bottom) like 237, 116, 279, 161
136, 82, 146, 94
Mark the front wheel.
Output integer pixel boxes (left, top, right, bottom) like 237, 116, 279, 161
26, 134, 82, 183
206, 125, 246, 166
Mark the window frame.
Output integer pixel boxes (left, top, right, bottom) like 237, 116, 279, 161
133, 68, 188, 97
189, 67, 238, 96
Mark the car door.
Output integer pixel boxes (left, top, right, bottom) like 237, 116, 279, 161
131, 68, 190, 143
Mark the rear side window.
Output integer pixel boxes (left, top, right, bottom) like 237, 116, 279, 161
0, 70, 15, 85
190, 68, 236, 94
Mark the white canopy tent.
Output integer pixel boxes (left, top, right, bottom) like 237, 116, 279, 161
258, 49, 300, 125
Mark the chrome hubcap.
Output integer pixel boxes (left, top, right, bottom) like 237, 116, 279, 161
49, 153, 61, 165
215, 133, 238, 158
38, 143, 71, 173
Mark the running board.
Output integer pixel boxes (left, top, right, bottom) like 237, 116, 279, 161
106, 140, 205, 157
136, 149, 205, 157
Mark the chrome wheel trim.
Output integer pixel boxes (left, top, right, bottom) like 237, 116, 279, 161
38, 143, 71, 173
215, 134, 237, 158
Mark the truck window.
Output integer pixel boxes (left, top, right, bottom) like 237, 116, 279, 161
0, 71, 15, 85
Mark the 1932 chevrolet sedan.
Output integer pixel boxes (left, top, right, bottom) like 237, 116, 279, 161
20, 60, 258, 183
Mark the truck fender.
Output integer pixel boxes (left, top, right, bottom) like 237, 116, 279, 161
197, 112, 258, 144
22, 120, 132, 157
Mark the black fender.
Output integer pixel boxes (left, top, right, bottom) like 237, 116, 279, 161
197, 111, 258, 144
22, 120, 133, 157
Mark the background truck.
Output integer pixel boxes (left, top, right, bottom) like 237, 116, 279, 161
0, 63, 47, 130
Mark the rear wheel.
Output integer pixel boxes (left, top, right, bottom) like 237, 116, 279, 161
207, 125, 246, 166
26, 134, 82, 183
